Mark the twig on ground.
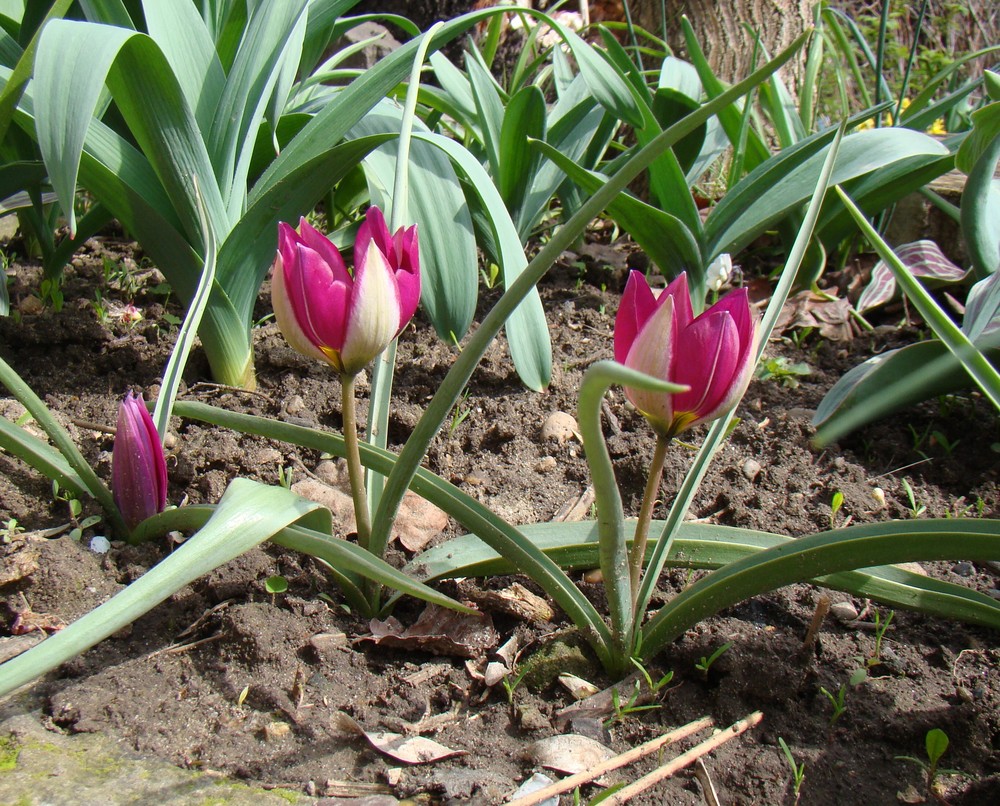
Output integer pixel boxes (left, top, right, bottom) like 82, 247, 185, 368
600, 711, 764, 805
505, 715, 715, 806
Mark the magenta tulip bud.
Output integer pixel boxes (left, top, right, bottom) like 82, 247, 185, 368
614, 271, 759, 438
270, 207, 421, 376
112, 391, 168, 531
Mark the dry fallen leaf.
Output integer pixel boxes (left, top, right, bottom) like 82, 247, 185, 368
457, 581, 555, 623
524, 733, 616, 780
774, 289, 855, 341
292, 472, 447, 551
333, 711, 466, 764
361, 604, 498, 658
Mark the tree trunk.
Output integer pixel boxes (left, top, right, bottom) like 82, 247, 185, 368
631, 0, 811, 94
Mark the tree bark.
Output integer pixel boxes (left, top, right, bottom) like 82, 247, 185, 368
631, 0, 811, 93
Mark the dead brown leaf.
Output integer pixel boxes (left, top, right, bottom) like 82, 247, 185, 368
333, 711, 466, 765
361, 604, 497, 658
774, 290, 855, 341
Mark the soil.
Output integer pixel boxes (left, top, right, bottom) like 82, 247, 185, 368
1, 231, 999, 805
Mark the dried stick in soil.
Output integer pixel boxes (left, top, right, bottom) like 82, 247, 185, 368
505, 715, 714, 806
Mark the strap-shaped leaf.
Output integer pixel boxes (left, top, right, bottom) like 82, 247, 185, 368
705, 127, 949, 259
171, 401, 613, 665
406, 519, 1000, 632
415, 131, 551, 391
640, 520, 1000, 658
498, 85, 546, 213
0, 416, 88, 499
813, 340, 1000, 442
34, 19, 227, 242
350, 105, 480, 347
144, 0, 226, 136
532, 140, 702, 279
0, 480, 329, 697
960, 114, 1000, 279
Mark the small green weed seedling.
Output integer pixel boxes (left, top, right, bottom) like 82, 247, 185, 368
500, 666, 529, 706
0, 519, 25, 543
276, 465, 294, 490
265, 574, 288, 604
897, 728, 966, 796
819, 682, 849, 725
52, 480, 82, 520
901, 478, 927, 519
755, 356, 812, 388
605, 677, 661, 726
830, 490, 845, 528
778, 737, 806, 804
695, 641, 733, 680
865, 609, 894, 671
929, 430, 959, 457
631, 656, 674, 695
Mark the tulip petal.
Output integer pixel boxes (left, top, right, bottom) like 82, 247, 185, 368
356, 206, 393, 271
615, 271, 659, 364
672, 310, 740, 419
270, 254, 333, 366
393, 224, 421, 327
298, 217, 351, 282
623, 295, 676, 433
662, 272, 693, 330
340, 239, 402, 375
112, 392, 167, 531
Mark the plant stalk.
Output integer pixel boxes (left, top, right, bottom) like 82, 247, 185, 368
341, 373, 372, 551
629, 433, 669, 605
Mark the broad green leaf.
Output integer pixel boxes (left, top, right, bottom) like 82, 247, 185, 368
0, 480, 330, 697
143, 0, 225, 135
705, 127, 949, 260
532, 140, 702, 279
817, 151, 955, 250
349, 104, 479, 345
838, 186, 1000, 411
960, 117, 1000, 279
35, 19, 228, 242
415, 131, 551, 391
0, 0, 72, 145
406, 519, 1000, 630
813, 342, 1000, 444
498, 85, 546, 212
555, 24, 643, 128
640, 520, 1000, 658
464, 40, 506, 178
681, 15, 771, 171
207, 0, 309, 216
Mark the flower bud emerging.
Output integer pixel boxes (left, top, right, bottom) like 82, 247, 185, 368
112, 391, 167, 531
270, 207, 420, 376
614, 271, 758, 438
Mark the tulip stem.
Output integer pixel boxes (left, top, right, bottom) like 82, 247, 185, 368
341, 374, 373, 553
629, 433, 669, 607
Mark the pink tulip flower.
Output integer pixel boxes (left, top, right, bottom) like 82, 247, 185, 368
614, 271, 758, 438
271, 207, 420, 376
112, 391, 167, 531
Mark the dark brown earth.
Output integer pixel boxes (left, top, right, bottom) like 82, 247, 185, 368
1, 232, 999, 805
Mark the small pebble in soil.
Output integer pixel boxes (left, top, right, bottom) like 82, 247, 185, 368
951, 561, 976, 577
535, 456, 557, 473
871, 487, 886, 508
741, 458, 762, 482
830, 601, 859, 622
540, 411, 579, 443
